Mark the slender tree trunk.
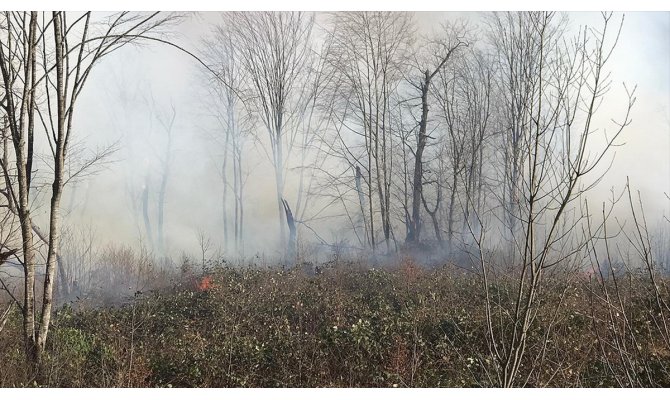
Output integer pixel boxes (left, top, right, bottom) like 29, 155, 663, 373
409, 40, 465, 245
363, 92, 376, 252
275, 157, 285, 249
142, 174, 153, 248
447, 172, 458, 251
282, 199, 296, 264
36, 11, 67, 364
0, 11, 39, 364
273, 122, 286, 251
222, 159, 229, 251
422, 186, 443, 244
355, 166, 369, 246
19, 197, 36, 362
221, 107, 231, 253
235, 148, 243, 254
157, 135, 172, 255
2, 118, 14, 212
366, 114, 376, 252
431, 212, 442, 243
408, 70, 431, 244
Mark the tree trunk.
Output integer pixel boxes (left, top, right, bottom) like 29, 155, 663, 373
408, 70, 431, 244
0, 11, 40, 365
355, 166, 369, 246
157, 135, 172, 255
237, 158, 243, 254
282, 198, 296, 265
447, 172, 458, 251
274, 129, 286, 251
222, 159, 229, 251
221, 110, 231, 253
234, 146, 244, 254
35, 12, 67, 363
142, 174, 153, 248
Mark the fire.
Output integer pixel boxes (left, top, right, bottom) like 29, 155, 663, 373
197, 275, 214, 291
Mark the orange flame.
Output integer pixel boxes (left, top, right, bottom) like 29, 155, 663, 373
197, 275, 214, 291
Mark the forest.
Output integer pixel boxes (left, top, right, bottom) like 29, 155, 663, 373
0, 11, 669, 388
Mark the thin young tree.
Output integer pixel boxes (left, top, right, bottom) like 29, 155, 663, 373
469, 12, 635, 387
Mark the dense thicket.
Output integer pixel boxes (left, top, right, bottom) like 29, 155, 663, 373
1, 261, 668, 387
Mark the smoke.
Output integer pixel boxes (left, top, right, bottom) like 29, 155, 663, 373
24, 11, 668, 268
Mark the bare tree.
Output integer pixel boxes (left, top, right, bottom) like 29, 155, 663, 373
486, 11, 565, 253
469, 12, 635, 387
223, 12, 314, 258
200, 23, 255, 257
405, 23, 467, 245
0, 10, 179, 367
323, 11, 414, 254
150, 99, 176, 255
432, 46, 495, 251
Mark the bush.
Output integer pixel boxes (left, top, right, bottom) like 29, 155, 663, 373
0, 262, 668, 387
